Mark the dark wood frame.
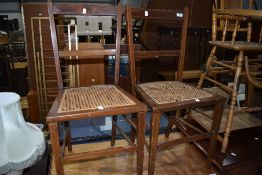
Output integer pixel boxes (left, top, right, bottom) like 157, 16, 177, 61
126, 6, 226, 175
46, 1, 147, 175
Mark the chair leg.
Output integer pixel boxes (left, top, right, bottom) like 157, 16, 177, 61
165, 110, 186, 137
64, 121, 72, 152
137, 112, 146, 175
165, 116, 175, 137
197, 46, 217, 88
111, 115, 117, 146
246, 82, 254, 107
221, 50, 244, 153
130, 113, 137, 144
207, 100, 225, 168
148, 112, 161, 175
49, 122, 64, 175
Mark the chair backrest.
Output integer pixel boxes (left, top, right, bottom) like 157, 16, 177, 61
48, 0, 122, 90
212, 0, 256, 43
126, 6, 189, 95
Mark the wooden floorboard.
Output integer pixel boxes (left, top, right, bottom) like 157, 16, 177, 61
51, 133, 220, 175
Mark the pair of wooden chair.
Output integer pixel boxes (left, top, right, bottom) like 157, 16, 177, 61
46, 1, 225, 175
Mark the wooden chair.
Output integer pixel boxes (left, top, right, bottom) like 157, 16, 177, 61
197, 3, 262, 152
46, 1, 147, 175
126, 6, 225, 175
245, 57, 262, 89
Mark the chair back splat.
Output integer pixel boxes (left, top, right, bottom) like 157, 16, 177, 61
48, 0, 122, 89
126, 7, 189, 95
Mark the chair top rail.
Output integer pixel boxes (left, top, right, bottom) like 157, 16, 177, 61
135, 50, 181, 60
214, 9, 262, 19
128, 7, 187, 20
59, 49, 116, 58
217, 14, 247, 21
52, 3, 117, 16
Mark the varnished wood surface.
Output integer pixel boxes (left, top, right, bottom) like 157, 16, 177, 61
126, 6, 225, 174
51, 133, 220, 175
215, 9, 262, 18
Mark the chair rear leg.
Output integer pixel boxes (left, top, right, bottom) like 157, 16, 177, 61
64, 121, 72, 152
130, 113, 137, 144
165, 115, 175, 137
165, 110, 186, 137
111, 115, 117, 146
137, 112, 146, 175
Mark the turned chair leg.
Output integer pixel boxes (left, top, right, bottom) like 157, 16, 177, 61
221, 50, 244, 153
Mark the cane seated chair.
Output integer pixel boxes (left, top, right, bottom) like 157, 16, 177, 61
126, 6, 225, 175
245, 57, 262, 89
46, 1, 147, 175
197, 0, 262, 152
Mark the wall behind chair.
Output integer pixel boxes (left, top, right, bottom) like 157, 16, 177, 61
0, 2, 23, 29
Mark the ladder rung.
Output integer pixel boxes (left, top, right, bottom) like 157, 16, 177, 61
45, 73, 57, 76
46, 95, 57, 97
248, 59, 262, 62
212, 60, 236, 70
249, 72, 262, 76
44, 80, 58, 82
248, 65, 262, 68
211, 69, 231, 74
205, 77, 232, 93
44, 65, 55, 68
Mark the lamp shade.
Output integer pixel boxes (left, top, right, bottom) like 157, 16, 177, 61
0, 92, 45, 174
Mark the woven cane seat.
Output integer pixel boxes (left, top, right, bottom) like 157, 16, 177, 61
58, 85, 135, 113
138, 81, 212, 104
209, 41, 262, 51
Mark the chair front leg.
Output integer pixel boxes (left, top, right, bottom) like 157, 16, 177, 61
148, 112, 161, 175
207, 99, 225, 168
49, 122, 64, 175
137, 112, 146, 175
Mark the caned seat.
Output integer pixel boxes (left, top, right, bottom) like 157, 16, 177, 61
46, 1, 147, 175
197, 0, 262, 153
57, 86, 135, 113
126, 6, 225, 175
138, 81, 212, 104
209, 41, 262, 51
